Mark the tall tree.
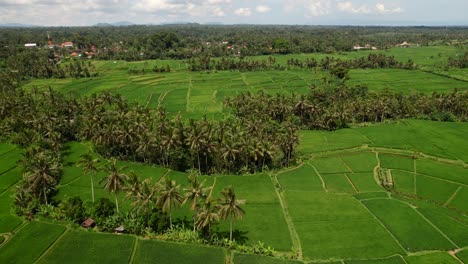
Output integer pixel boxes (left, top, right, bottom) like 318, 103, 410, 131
78, 152, 99, 202
158, 177, 183, 227
23, 152, 61, 205
100, 158, 128, 213
218, 186, 245, 241
183, 174, 211, 230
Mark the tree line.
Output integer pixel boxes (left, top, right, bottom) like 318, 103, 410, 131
226, 86, 468, 131
448, 52, 468, 68
4, 49, 97, 81
2, 25, 467, 62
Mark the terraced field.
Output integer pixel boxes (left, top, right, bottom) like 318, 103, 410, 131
23, 46, 468, 120
1, 46, 467, 263
1, 119, 467, 263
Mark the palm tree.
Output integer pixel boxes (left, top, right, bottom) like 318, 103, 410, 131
183, 174, 212, 230
218, 186, 245, 241
78, 152, 99, 202
158, 177, 183, 227
23, 153, 61, 205
100, 158, 128, 214
195, 197, 220, 236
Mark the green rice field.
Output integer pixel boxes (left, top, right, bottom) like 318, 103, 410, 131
1, 45, 467, 263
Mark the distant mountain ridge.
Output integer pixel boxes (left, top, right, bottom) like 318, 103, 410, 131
0, 23, 39, 28
94, 21, 135, 27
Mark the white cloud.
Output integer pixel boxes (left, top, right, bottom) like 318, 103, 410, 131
306, 0, 332, 16
234, 7, 251, 17
132, 0, 183, 12
337, 1, 370, 14
256, 5, 271, 13
375, 3, 403, 14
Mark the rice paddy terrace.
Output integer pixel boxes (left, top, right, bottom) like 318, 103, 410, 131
1, 46, 468, 263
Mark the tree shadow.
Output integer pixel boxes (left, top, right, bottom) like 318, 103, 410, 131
213, 228, 249, 244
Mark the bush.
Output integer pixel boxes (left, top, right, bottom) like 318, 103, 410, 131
60, 196, 85, 223
92, 198, 115, 220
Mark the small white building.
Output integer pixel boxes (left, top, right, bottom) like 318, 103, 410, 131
24, 43, 37, 48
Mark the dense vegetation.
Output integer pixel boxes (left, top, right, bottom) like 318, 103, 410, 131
227, 86, 468, 130
1, 25, 467, 62
0, 25, 467, 264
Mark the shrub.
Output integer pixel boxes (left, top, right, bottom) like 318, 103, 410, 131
60, 196, 85, 223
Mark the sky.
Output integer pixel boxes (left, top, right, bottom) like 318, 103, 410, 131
0, 0, 467, 26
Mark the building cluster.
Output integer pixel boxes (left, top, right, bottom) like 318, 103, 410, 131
353, 44, 378, 50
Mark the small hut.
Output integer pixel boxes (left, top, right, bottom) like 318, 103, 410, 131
114, 226, 125, 234
81, 218, 96, 228
397, 41, 412, 48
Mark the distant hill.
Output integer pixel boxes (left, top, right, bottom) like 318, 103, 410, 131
95, 21, 135, 27
0, 23, 38, 28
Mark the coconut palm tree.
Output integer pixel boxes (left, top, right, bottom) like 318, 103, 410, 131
158, 177, 183, 227
100, 158, 128, 214
78, 152, 99, 202
23, 152, 61, 205
218, 186, 245, 241
195, 197, 220, 236
183, 174, 212, 230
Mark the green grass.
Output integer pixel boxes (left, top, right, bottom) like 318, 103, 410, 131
340, 152, 377, 173
380, 155, 414, 171
234, 253, 303, 264
415, 175, 459, 204
277, 165, 324, 192
212, 174, 278, 204
38, 231, 134, 264
357, 120, 468, 162
216, 203, 293, 251
416, 159, 468, 185
0, 167, 22, 193
299, 129, 370, 154
0, 143, 16, 156
321, 174, 356, 194
311, 157, 351, 174
0, 192, 23, 233
285, 191, 371, 222
345, 255, 406, 264
0, 149, 21, 173
362, 199, 455, 251
392, 170, 415, 195
0, 221, 66, 264
347, 69, 468, 93
353, 192, 389, 200
456, 249, 468, 263
133, 239, 225, 264
417, 207, 468, 247
404, 252, 460, 264
347, 173, 383, 193
295, 219, 404, 260
448, 187, 468, 212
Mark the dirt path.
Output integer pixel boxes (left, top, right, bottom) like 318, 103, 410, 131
444, 186, 462, 207
306, 164, 328, 192
270, 173, 303, 260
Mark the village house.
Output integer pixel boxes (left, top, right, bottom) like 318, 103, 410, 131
397, 41, 412, 48
61, 41, 74, 48
353, 44, 377, 50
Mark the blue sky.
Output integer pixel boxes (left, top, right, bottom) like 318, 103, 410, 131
0, 0, 467, 26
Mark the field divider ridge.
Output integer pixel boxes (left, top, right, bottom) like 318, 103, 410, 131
269, 172, 302, 260
355, 197, 408, 254
391, 199, 460, 249
444, 186, 462, 207
129, 236, 139, 264
310, 164, 328, 192
33, 227, 69, 264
